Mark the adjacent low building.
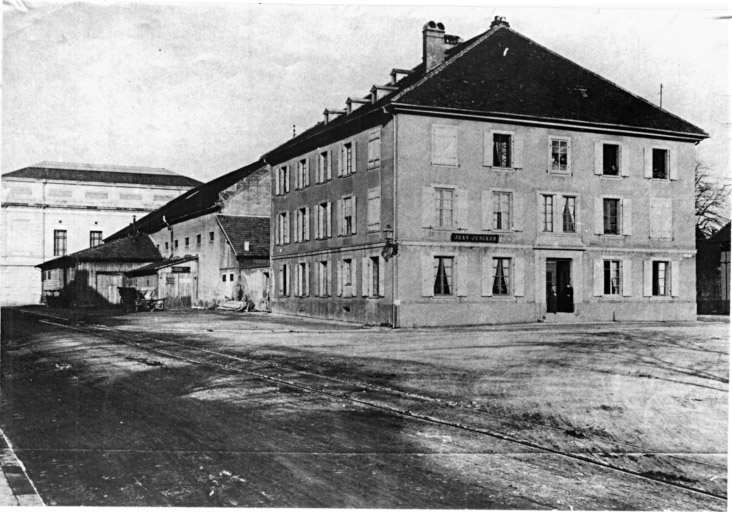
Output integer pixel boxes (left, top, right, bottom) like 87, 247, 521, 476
265, 17, 707, 326
696, 223, 730, 314
1, 161, 200, 305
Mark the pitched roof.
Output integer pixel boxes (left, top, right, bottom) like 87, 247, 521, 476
125, 255, 198, 277
3, 161, 202, 188
105, 160, 266, 242
264, 22, 706, 164
37, 234, 163, 269
216, 215, 270, 259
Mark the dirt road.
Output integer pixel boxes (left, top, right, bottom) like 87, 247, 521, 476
0, 308, 727, 509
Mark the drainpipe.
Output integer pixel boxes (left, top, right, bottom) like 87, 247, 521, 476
392, 111, 399, 328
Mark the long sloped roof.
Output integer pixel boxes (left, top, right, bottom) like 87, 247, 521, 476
106, 160, 266, 242
264, 22, 706, 164
4, 162, 202, 188
37, 234, 162, 269
216, 215, 270, 259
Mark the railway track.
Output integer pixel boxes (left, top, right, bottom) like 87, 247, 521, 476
18, 308, 728, 504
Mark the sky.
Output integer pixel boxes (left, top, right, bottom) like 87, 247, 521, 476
2, 1, 730, 184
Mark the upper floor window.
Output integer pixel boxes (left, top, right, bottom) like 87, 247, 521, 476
343, 197, 354, 235
603, 198, 620, 235
277, 212, 290, 245
435, 188, 454, 229
367, 129, 381, 169
653, 149, 669, 179
54, 230, 67, 256
295, 207, 309, 242
562, 196, 577, 233
316, 201, 331, 239
184, 237, 190, 248
432, 125, 457, 166
297, 158, 309, 189
493, 191, 513, 231
90, 231, 103, 248
317, 150, 331, 183
542, 195, 554, 232
433, 256, 454, 295
493, 133, 512, 168
650, 198, 672, 240
339, 142, 355, 176
196, 234, 201, 246
209, 231, 215, 243
549, 137, 570, 174
603, 144, 620, 176
367, 188, 381, 232
276, 165, 290, 195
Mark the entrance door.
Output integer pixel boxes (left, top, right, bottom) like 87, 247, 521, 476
546, 259, 574, 313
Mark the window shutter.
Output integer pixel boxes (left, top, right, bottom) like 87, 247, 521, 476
337, 199, 344, 236
622, 259, 633, 297
644, 148, 652, 179
513, 134, 523, 169
620, 146, 630, 177
422, 187, 434, 228
351, 260, 357, 297
594, 142, 603, 175
378, 255, 386, 297
457, 189, 469, 230
593, 259, 604, 296
663, 200, 672, 239
275, 168, 281, 195
293, 211, 300, 243
327, 261, 333, 297
352, 196, 357, 234
362, 257, 369, 297
304, 206, 310, 241
284, 212, 290, 244
671, 260, 680, 297
287, 264, 292, 297
650, 198, 660, 239
326, 150, 332, 180
481, 256, 493, 297
338, 146, 343, 177
350, 141, 356, 173
432, 125, 458, 166
304, 158, 310, 187
566, 138, 572, 173
622, 198, 632, 236
643, 260, 652, 297
457, 255, 468, 297
421, 254, 434, 297
337, 261, 343, 296
552, 194, 562, 234
594, 198, 603, 235
513, 194, 524, 231
481, 191, 493, 231
305, 262, 310, 296
483, 132, 492, 166
326, 202, 332, 238
669, 149, 678, 181
514, 257, 525, 297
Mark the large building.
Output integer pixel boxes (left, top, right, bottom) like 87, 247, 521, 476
265, 17, 707, 327
1, 161, 201, 305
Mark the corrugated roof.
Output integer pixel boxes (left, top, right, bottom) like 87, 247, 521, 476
105, 160, 267, 242
216, 215, 270, 259
37, 234, 163, 269
264, 22, 707, 164
3, 162, 202, 188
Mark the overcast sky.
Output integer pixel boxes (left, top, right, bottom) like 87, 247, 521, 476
2, 1, 729, 183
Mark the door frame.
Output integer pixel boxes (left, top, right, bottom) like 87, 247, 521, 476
534, 250, 583, 311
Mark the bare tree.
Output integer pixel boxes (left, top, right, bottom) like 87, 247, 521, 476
695, 163, 731, 237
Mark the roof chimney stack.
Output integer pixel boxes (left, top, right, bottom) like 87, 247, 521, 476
490, 16, 510, 29
423, 21, 446, 72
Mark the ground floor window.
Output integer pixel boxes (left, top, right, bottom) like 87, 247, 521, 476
653, 261, 669, 296
297, 262, 309, 297
370, 256, 380, 297
604, 260, 621, 295
319, 261, 329, 297
492, 257, 511, 295
433, 256, 454, 295
279, 264, 289, 296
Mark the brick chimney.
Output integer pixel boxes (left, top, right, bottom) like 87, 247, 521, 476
423, 21, 446, 72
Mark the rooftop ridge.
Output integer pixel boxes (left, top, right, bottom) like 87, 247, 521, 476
32, 161, 178, 176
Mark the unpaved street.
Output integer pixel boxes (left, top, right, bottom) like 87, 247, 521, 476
0, 307, 727, 509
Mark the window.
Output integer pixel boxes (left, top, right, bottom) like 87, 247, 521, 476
650, 198, 672, 239
295, 207, 309, 242
319, 261, 329, 297
434, 188, 454, 228
222, 275, 226, 282
209, 231, 215, 243
492, 258, 511, 296
493, 191, 512, 230
297, 262, 309, 297
343, 197, 354, 235
367, 188, 381, 232
229, 274, 234, 281
604, 260, 621, 295
174, 240, 179, 249
550, 138, 569, 173
53, 230, 67, 256
317, 201, 331, 239
432, 125, 457, 166
433, 256, 454, 295
653, 149, 668, 179
368, 129, 381, 169
603, 198, 620, 235
318, 151, 331, 183
370, 256, 380, 297
653, 261, 669, 296
185, 237, 190, 248
89, 231, 103, 248
279, 264, 289, 296
297, 158, 309, 189
542, 195, 554, 232
603, 144, 620, 176
165, 242, 169, 251
277, 212, 290, 245
277, 165, 290, 194
343, 259, 352, 287
341, 142, 354, 176
197, 234, 201, 246
562, 196, 576, 233
493, 133, 512, 168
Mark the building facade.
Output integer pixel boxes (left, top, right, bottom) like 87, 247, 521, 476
266, 17, 707, 326
1, 162, 200, 305
696, 223, 730, 314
